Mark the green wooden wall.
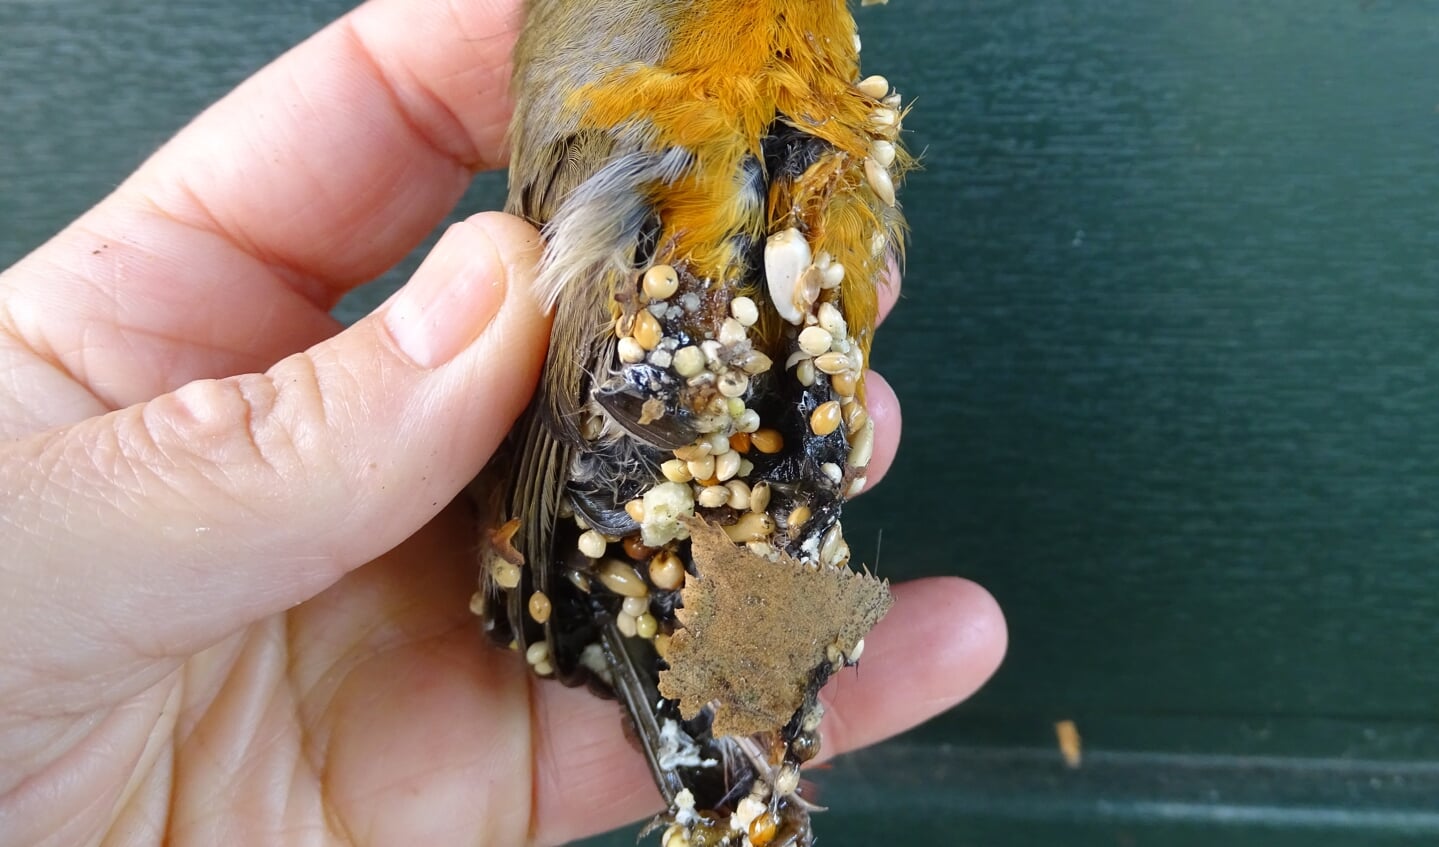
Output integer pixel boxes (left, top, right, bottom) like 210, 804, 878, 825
4, 2, 1437, 844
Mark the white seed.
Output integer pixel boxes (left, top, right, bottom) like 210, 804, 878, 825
749, 481, 772, 513
649, 349, 673, 368
672, 345, 706, 377
698, 485, 730, 508
725, 480, 752, 510
533, 659, 554, 676
492, 561, 521, 590
796, 358, 816, 387
871, 139, 896, 168
866, 157, 896, 207
821, 522, 845, 564
687, 454, 716, 481
617, 611, 638, 637
641, 482, 696, 546
871, 230, 888, 257
848, 638, 867, 662
774, 765, 801, 797
736, 409, 761, 433
822, 261, 845, 289
872, 106, 899, 129
643, 264, 679, 300
738, 458, 755, 476
717, 371, 750, 398
719, 317, 747, 346
672, 442, 712, 461
849, 418, 876, 468
730, 296, 760, 327
818, 302, 847, 340
765, 228, 811, 325
815, 351, 850, 375
578, 530, 607, 558
846, 475, 868, 498
622, 596, 649, 617
821, 462, 844, 484
709, 432, 732, 454
526, 641, 550, 666
798, 326, 833, 356
661, 458, 693, 483
618, 337, 645, 363
853, 32, 862, 52
700, 340, 723, 366
714, 450, 742, 482
883, 92, 902, 109
858, 74, 889, 99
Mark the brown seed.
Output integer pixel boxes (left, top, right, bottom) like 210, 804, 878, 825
623, 535, 656, 561
597, 559, 649, 597
624, 499, 646, 522
633, 309, 663, 350
815, 351, 849, 375
751, 428, 784, 453
649, 550, 686, 591
749, 481, 772, 513
749, 812, 780, 847
672, 442, 711, 462
643, 264, 679, 300
831, 369, 858, 397
788, 504, 812, 530
528, 590, 552, 624
810, 401, 843, 436
729, 431, 752, 453
842, 400, 868, 434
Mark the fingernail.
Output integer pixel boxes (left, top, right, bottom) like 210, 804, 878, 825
384, 220, 509, 369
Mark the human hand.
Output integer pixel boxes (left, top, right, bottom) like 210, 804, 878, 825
0, 1, 1007, 844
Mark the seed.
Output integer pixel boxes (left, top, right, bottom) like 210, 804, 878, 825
672, 442, 711, 461
810, 401, 843, 436
725, 480, 751, 510
738, 458, 754, 476
729, 431, 752, 453
775, 764, 801, 797
858, 74, 890, 99
821, 261, 845, 289
492, 561, 521, 590
528, 591, 552, 624
750, 481, 772, 513
883, 92, 902, 109
654, 632, 672, 660
698, 485, 730, 508
815, 351, 849, 375
717, 371, 749, 398
871, 138, 897, 168
622, 596, 649, 617
826, 539, 851, 568
738, 350, 773, 375
818, 302, 847, 339
617, 337, 645, 363
597, 559, 649, 597
846, 475, 868, 498
687, 454, 716, 481
469, 591, 486, 616
672, 345, 706, 377
751, 428, 784, 453
648, 551, 686, 591
866, 157, 896, 207
821, 462, 843, 484
724, 512, 775, 542
661, 458, 693, 483
533, 660, 554, 676
796, 358, 816, 386
633, 309, 662, 350
821, 522, 845, 564
567, 570, 591, 593
843, 400, 868, 434
714, 450, 742, 482
700, 340, 723, 366
726, 396, 746, 418
831, 369, 858, 397
731, 296, 759, 326
649, 349, 673, 368
663, 823, 689, 847
849, 637, 867, 662
719, 317, 747, 345
643, 264, 679, 300
798, 325, 833, 356
790, 730, 821, 763
624, 499, 646, 522
708, 432, 731, 454
788, 504, 812, 530
617, 611, 638, 637
872, 106, 899, 130
849, 418, 876, 468
578, 530, 607, 558
623, 535, 656, 561
635, 613, 659, 640
526, 641, 550, 666
736, 409, 761, 433
749, 812, 780, 847
765, 228, 811, 325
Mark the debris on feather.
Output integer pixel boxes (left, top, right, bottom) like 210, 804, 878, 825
659, 518, 893, 736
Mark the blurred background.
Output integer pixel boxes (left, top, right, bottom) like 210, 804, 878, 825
4, 1, 1438, 844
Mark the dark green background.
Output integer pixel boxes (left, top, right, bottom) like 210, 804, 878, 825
4, 1, 1438, 844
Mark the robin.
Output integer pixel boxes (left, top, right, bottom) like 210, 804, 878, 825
471, 1, 910, 844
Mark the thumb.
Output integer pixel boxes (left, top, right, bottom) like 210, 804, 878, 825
0, 212, 547, 692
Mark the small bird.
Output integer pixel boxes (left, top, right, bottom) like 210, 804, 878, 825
471, 1, 910, 844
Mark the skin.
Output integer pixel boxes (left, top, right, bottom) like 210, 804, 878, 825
0, 1, 1007, 845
